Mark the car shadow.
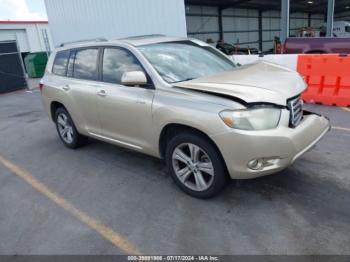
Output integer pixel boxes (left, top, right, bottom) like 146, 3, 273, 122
86, 137, 349, 217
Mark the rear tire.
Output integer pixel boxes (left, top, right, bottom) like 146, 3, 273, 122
54, 107, 87, 149
165, 132, 228, 198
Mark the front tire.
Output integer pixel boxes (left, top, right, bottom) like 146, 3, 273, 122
166, 133, 228, 198
55, 107, 87, 149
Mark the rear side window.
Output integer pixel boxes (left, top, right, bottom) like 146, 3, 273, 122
73, 48, 99, 80
102, 48, 143, 84
346, 26, 350, 33
52, 50, 70, 76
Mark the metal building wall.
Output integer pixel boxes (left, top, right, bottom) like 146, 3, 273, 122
186, 6, 220, 43
222, 8, 259, 49
261, 10, 280, 51
262, 11, 324, 51
0, 23, 53, 53
186, 6, 260, 48
45, 0, 187, 47
336, 10, 350, 21
186, 5, 325, 51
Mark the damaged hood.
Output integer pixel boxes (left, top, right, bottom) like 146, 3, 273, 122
174, 61, 306, 106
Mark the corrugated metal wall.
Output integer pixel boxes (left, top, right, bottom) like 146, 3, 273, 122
336, 10, 350, 21
290, 13, 324, 35
0, 23, 53, 53
223, 8, 259, 49
45, 0, 331, 52
186, 5, 325, 51
45, 0, 187, 47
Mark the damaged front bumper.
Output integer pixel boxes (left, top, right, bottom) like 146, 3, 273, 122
211, 109, 331, 179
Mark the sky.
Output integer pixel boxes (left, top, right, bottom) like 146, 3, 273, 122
0, 0, 47, 21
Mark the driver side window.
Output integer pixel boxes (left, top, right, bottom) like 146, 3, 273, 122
102, 48, 143, 85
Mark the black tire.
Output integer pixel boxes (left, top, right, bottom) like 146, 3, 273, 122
54, 107, 87, 149
165, 132, 228, 198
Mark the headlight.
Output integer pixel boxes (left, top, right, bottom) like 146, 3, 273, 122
219, 107, 281, 130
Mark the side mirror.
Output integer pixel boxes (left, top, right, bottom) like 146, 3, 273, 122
121, 71, 148, 86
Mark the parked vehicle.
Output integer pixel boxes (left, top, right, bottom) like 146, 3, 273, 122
41, 36, 330, 198
284, 37, 350, 54
291, 21, 350, 39
216, 41, 235, 55
216, 41, 259, 55
327, 21, 350, 38
293, 27, 322, 38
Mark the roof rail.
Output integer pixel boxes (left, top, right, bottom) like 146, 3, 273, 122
59, 38, 108, 47
119, 34, 166, 40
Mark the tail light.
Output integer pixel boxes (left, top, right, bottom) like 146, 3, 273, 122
39, 83, 44, 92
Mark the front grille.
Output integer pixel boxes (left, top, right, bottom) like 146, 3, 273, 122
287, 96, 303, 127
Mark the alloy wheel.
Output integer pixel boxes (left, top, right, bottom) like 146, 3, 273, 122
172, 143, 215, 192
57, 113, 74, 144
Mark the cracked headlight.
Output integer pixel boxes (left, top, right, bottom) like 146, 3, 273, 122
219, 107, 281, 130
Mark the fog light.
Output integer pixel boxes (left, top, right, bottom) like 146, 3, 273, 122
247, 159, 264, 170
248, 157, 280, 170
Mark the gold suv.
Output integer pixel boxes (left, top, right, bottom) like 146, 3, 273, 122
41, 36, 330, 198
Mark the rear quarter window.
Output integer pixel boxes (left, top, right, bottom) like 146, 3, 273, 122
52, 50, 70, 76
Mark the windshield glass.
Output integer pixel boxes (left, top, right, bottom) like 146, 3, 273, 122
138, 41, 236, 83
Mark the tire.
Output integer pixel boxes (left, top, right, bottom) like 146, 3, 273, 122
54, 107, 87, 149
166, 132, 228, 198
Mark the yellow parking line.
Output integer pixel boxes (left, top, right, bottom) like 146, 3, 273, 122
0, 155, 142, 255
342, 107, 350, 112
333, 126, 350, 132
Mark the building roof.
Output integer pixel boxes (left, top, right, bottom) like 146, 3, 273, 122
185, 0, 350, 14
0, 21, 48, 24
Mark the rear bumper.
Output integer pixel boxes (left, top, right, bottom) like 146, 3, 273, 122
211, 110, 331, 179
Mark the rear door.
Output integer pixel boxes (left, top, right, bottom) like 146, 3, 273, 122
57, 48, 101, 134
95, 47, 155, 151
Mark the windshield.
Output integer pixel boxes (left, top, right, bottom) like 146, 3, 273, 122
138, 41, 236, 83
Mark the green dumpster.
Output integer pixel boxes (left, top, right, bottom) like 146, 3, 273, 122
24, 52, 48, 78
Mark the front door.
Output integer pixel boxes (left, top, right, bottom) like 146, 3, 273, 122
96, 47, 155, 151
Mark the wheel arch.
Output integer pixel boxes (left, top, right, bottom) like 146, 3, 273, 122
50, 101, 66, 122
158, 124, 227, 171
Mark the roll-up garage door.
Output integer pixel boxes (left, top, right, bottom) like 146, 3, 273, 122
0, 41, 27, 94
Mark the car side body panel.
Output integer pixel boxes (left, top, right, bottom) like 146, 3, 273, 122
151, 88, 244, 156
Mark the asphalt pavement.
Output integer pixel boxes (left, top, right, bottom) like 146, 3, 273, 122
0, 89, 349, 255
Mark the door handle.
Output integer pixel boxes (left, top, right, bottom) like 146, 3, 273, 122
97, 90, 107, 97
62, 85, 70, 91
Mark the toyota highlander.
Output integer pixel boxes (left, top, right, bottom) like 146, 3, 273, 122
40, 36, 330, 198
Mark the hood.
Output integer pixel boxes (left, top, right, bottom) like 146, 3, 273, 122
175, 61, 306, 106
